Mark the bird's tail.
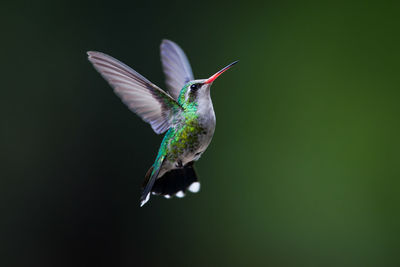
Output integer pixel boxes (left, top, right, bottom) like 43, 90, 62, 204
140, 162, 200, 207
140, 165, 160, 207
140, 156, 165, 207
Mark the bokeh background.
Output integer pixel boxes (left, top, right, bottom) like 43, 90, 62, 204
1, 0, 399, 266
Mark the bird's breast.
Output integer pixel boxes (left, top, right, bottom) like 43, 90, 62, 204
165, 107, 215, 165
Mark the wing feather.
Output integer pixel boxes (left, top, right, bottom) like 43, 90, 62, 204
87, 51, 180, 134
160, 39, 194, 99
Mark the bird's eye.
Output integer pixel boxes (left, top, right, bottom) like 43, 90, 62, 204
190, 83, 202, 90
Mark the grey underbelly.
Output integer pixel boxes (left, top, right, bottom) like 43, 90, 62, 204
158, 130, 214, 178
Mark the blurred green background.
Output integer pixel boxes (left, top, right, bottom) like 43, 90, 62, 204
1, 0, 399, 266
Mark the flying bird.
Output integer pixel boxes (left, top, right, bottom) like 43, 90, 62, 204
87, 39, 238, 206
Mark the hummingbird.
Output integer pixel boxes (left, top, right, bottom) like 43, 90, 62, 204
87, 39, 238, 207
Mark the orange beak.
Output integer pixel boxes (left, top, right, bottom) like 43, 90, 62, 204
204, 60, 239, 84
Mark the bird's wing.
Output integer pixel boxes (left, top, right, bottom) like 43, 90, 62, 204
160, 39, 194, 100
88, 51, 181, 134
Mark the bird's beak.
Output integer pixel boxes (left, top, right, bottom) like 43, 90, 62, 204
204, 60, 239, 84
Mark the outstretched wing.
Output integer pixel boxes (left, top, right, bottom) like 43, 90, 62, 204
160, 39, 194, 100
88, 51, 181, 134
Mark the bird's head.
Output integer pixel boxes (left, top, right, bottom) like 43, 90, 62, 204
178, 60, 239, 106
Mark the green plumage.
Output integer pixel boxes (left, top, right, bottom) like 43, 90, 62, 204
152, 83, 204, 171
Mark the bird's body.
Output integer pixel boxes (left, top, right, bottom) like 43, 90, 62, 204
157, 82, 216, 177
87, 40, 237, 206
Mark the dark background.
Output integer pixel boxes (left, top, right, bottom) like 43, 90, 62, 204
1, 0, 399, 266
